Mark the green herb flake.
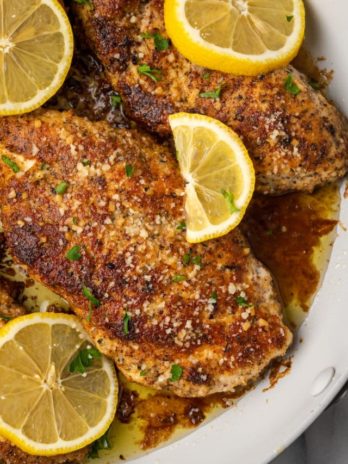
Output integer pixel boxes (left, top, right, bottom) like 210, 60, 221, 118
125, 164, 135, 177
221, 189, 240, 214
40, 162, 49, 170
182, 253, 191, 266
82, 159, 91, 166
141, 32, 170, 51
66, 245, 82, 261
137, 64, 162, 82
0, 313, 12, 322
176, 220, 186, 231
235, 295, 251, 307
88, 429, 111, 459
110, 94, 122, 107
82, 286, 101, 308
69, 345, 101, 374
172, 274, 186, 283
199, 85, 222, 100
153, 32, 169, 51
170, 364, 183, 381
286, 15, 294, 22
140, 369, 148, 377
192, 256, 202, 267
72, 217, 78, 225
123, 312, 131, 335
202, 71, 211, 80
73, 0, 91, 5
2, 155, 20, 173
210, 290, 218, 304
55, 181, 69, 195
284, 74, 301, 96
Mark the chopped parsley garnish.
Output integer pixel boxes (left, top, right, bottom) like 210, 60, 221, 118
2, 155, 20, 173
284, 74, 301, 96
110, 94, 122, 107
170, 364, 183, 381
140, 369, 148, 376
82, 286, 101, 308
55, 181, 69, 195
202, 71, 211, 80
235, 295, 251, 307
199, 85, 222, 100
123, 312, 131, 335
137, 64, 162, 82
125, 164, 134, 177
142, 32, 169, 51
40, 162, 49, 170
221, 189, 240, 214
82, 159, 91, 166
286, 15, 294, 22
88, 429, 111, 459
210, 290, 218, 304
192, 256, 202, 266
69, 346, 101, 374
182, 253, 202, 267
73, 0, 91, 5
176, 220, 186, 231
0, 313, 11, 321
66, 245, 82, 261
172, 274, 186, 283
72, 217, 78, 225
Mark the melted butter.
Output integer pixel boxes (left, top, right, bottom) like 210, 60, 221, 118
243, 184, 340, 327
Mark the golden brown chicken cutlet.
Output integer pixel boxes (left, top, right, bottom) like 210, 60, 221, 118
0, 437, 88, 464
0, 110, 291, 397
73, 0, 348, 194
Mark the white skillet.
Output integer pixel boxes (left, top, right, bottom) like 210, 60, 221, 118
105, 1, 348, 462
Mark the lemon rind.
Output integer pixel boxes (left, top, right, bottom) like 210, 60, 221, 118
0, 0, 74, 116
0, 313, 118, 456
164, 0, 306, 76
169, 112, 255, 243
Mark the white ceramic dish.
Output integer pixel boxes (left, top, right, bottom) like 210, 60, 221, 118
108, 1, 348, 463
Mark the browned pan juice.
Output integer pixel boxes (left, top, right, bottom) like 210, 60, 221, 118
0, 38, 341, 460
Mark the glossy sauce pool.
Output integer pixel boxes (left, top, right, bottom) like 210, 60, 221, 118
0, 31, 342, 461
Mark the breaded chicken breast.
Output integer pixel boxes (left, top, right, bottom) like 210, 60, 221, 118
0, 437, 88, 464
73, 0, 348, 194
0, 110, 291, 397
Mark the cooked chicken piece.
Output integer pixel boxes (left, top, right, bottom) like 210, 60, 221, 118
0, 234, 26, 327
0, 110, 292, 397
0, 437, 88, 464
73, 0, 348, 195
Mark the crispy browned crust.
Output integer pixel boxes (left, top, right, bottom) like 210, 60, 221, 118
0, 439, 88, 464
0, 110, 292, 397
73, 0, 348, 194
0, 234, 25, 325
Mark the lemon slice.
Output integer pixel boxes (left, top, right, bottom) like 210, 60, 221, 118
0, 0, 74, 115
169, 113, 255, 243
0, 313, 118, 456
164, 0, 305, 75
